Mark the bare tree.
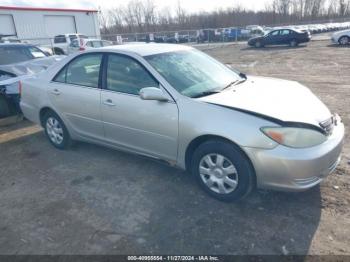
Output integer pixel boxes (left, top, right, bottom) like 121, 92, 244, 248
99, 0, 350, 35
175, 0, 187, 29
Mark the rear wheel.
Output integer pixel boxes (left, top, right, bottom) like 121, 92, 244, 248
43, 111, 71, 149
339, 36, 349, 45
191, 140, 255, 202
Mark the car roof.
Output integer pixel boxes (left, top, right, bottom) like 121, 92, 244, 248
100, 43, 193, 57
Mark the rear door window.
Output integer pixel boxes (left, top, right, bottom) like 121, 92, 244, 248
53, 53, 103, 88
281, 30, 290, 36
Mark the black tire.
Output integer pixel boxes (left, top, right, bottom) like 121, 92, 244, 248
43, 110, 71, 149
339, 36, 349, 46
290, 39, 298, 47
0, 95, 11, 118
53, 48, 65, 55
191, 139, 255, 202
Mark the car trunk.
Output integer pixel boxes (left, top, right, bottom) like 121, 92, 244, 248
0, 56, 64, 119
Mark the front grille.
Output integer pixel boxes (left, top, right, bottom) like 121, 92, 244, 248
319, 116, 335, 136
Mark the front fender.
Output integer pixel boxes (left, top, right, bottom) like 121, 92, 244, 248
176, 98, 279, 169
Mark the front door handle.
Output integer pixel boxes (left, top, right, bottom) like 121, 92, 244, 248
51, 89, 61, 95
103, 99, 116, 107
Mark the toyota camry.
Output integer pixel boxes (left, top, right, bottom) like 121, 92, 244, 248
20, 44, 344, 201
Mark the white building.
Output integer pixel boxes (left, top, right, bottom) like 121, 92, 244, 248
0, 6, 100, 43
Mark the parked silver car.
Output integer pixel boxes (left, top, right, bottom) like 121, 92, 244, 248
331, 29, 350, 45
20, 44, 344, 201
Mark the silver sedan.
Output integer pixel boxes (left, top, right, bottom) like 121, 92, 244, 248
20, 44, 344, 201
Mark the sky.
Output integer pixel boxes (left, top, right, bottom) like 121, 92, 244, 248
0, 0, 270, 13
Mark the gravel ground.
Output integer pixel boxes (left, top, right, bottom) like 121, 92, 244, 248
0, 40, 349, 255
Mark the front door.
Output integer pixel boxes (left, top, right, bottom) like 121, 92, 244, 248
100, 53, 179, 161
266, 30, 281, 45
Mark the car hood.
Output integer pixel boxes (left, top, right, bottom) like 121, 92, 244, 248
198, 76, 331, 127
248, 36, 264, 42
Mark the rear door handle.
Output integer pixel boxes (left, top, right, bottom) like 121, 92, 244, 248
103, 99, 116, 107
51, 89, 61, 95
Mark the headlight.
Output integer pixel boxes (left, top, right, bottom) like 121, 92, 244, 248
261, 127, 327, 148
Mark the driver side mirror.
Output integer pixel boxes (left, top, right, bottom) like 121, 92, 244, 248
139, 87, 169, 102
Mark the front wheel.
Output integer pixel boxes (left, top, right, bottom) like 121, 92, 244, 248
43, 111, 71, 149
255, 41, 263, 48
339, 36, 349, 45
191, 140, 255, 202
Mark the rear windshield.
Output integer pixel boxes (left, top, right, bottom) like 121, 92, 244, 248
0, 46, 47, 65
0, 69, 16, 80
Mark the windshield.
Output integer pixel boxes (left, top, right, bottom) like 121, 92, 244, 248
145, 49, 241, 98
0, 46, 47, 65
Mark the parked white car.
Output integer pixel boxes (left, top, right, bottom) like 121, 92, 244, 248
52, 34, 88, 55
67, 39, 113, 54
331, 29, 350, 45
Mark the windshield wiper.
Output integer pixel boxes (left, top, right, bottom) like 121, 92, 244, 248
234, 78, 247, 86
191, 91, 220, 98
222, 74, 248, 91
222, 80, 238, 91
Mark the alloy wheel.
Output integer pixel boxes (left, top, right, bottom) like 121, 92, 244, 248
199, 154, 239, 194
46, 117, 64, 145
340, 37, 349, 45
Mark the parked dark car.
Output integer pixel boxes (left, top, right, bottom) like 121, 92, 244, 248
248, 29, 311, 48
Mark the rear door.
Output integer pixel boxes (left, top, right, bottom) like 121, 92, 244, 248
48, 53, 104, 140
100, 53, 179, 161
280, 29, 292, 44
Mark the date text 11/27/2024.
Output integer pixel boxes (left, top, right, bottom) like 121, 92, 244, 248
127, 256, 219, 261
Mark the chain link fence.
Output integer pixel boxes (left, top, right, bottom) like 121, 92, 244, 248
101, 27, 262, 46
1, 20, 349, 54
101, 20, 350, 46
